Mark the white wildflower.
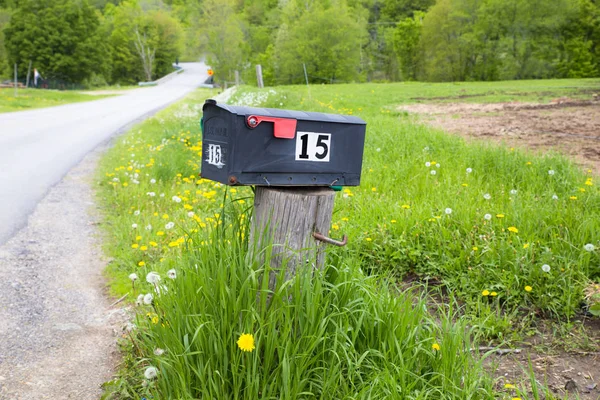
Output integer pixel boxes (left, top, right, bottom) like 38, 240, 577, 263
425, 162, 431, 167
172, 196, 182, 203
552, 194, 559, 200
112, 177, 119, 182
136, 294, 144, 306
541, 264, 551, 273
423, 146, 430, 151
143, 293, 153, 305
134, 210, 140, 216
484, 214, 492, 221
187, 211, 195, 218
445, 208, 452, 215
436, 163, 440, 168
129, 273, 138, 282
584, 243, 595, 252
483, 193, 491, 200
144, 366, 158, 380
147, 192, 156, 197
132, 223, 138, 229
154, 348, 165, 356
548, 170, 555, 176
165, 222, 175, 230
466, 168, 472, 173
145, 224, 152, 231
150, 179, 156, 184
430, 170, 436, 175
510, 189, 517, 195
167, 269, 177, 279
146, 272, 161, 284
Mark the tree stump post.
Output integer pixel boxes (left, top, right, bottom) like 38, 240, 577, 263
249, 187, 336, 290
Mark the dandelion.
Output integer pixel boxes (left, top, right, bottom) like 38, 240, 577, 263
376, 148, 381, 152
482, 290, 490, 296
490, 292, 498, 296
147, 192, 156, 197
160, 193, 165, 197
484, 213, 492, 221
187, 211, 195, 218
504, 383, 516, 389
510, 189, 517, 195
425, 162, 431, 167
167, 269, 177, 279
524, 285, 532, 292
143, 293, 153, 305
145, 224, 152, 231
436, 163, 440, 168
134, 210, 140, 216
131, 243, 139, 249
132, 223, 138, 229
570, 196, 577, 200
445, 208, 452, 215
154, 348, 165, 356
483, 193, 491, 200
150, 178, 156, 184
146, 272, 161, 284
136, 294, 144, 306
496, 214, 505, 218
172, 196, 182, 203
552, 194, 558, 200
138, 261, 146, 267
371, 187, 377, 192
125, 322, 136, 332
466, 167, 472, 173
365, 237, 372, 242
402, 204, 410, 209
541, 264, 551, 273
507, 226, 518, 233
165, 222, 175, 230
432, 343, 441, 351
129, 273, 138, 282
548, 170, 555, 176
584, 243, 595, 252
430, 170, 437, 175
472, 246, 478, 251
144, 366, 158, 380
237, 333, 255, 352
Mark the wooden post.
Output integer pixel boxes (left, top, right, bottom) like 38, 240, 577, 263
250, 187, 335, 290
256, 64, 264, 88
25, 60, 32, 88
14, 63, 17, 97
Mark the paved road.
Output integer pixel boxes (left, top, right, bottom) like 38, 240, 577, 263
0, 62, 208, 245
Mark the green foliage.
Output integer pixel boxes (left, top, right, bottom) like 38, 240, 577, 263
4, 0, 108, 83
0, 7, 11, 78
393, 12, 424, 81
275, 1, 366, 84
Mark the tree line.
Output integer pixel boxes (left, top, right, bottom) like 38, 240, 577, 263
0, 0, 598, 86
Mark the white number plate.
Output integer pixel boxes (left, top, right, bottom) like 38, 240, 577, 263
295, 132, 331, 162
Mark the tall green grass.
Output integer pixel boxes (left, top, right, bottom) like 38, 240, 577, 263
97, 81, 598, 398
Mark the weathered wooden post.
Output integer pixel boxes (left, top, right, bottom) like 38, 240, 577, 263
199, 99, 366, 289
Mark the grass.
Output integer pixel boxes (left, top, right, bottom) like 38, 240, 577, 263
0, 87, 115, 113
96, 79, 599, 399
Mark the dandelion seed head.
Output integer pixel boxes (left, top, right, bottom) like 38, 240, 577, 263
187, 211, 195, 218
548, 170, 555, 176
541, 264, 551, 273
172, 196, 182, 203
552, 194, 558, 200
430, 170, 436, 175
150, 179, 156, 184
436, 163, 440, 168
147, 192, 156, 197
154, 348, 165, 356
146, 272, 161, 284
484, 213, 492, 220
167, 269, 177, 279
510, 189, 517, 195
132, 223, 138, 229
134, 210, 140, 216
466, 168, 472, 173
129, 273, 138, 282
584, 243, 595, 252
136, 294, 144, 306
483, 193, 491, 200
445, 208, 452, 215
165, 222, 175, 230
425, 162, 431, 167
145, 224, 152, 230
144, 366, 158, 380
143, 293, 153, 305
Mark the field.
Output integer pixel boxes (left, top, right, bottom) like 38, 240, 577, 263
0, 87, 115, 113
97, 79, 600, 399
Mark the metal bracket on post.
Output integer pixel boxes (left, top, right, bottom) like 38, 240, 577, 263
313, 232, 348, 247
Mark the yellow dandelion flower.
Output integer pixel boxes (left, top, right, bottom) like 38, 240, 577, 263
136, 235, 142, 241
462, 183, 468, 187
504, 383, 516, 389
371, 187, 377, 192
131, 243, 139, 249
391, 219, 397, 223
482, 290, 490, 296
402, 204, 410, 209
490, 291, 497, 297
525, 285, 532, 292
162, 214, 169, 219
432, 343, 441, 351
122, 182, 128, 187
579, 188, 586, 192
473, 246, 478, 251
149, 241, 158, 247
570, 196, 577, 200
496, 214, 505, 218
526, 162, 532, 165
523, 243, 530, 249
508, 226, 518, 233
157, 231, 165, 236
585, 179, 592, 186
237, 333, 255, 352
365, 237, 372, 242
140, 245, 148, 251
342, 217, 349, 221
138, 261, 145, 266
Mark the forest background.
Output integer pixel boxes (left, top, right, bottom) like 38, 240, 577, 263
0, 0, 598, 87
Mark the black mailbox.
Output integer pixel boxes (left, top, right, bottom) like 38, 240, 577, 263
200, 100, 366, 186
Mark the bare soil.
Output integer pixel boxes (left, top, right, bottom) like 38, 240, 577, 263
400, 98, 600, 399
399, 98, 600, 174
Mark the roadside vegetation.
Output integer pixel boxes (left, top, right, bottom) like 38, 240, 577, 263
97, 79, 599, 399
0, 87, 116, 113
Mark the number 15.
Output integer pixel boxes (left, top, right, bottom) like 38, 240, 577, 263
296, 132, 331, 162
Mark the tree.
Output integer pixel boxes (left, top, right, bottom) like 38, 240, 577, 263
4, 0, 108, 83
393, 12, 424, 80
275, 1, 366, 84
0, 7, 12, 78
200, 0, 246, 82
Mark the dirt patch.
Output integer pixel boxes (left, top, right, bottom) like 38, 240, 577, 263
399, 98, 600, 174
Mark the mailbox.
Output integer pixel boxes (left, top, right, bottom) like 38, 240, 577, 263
200, 99, 366, 186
